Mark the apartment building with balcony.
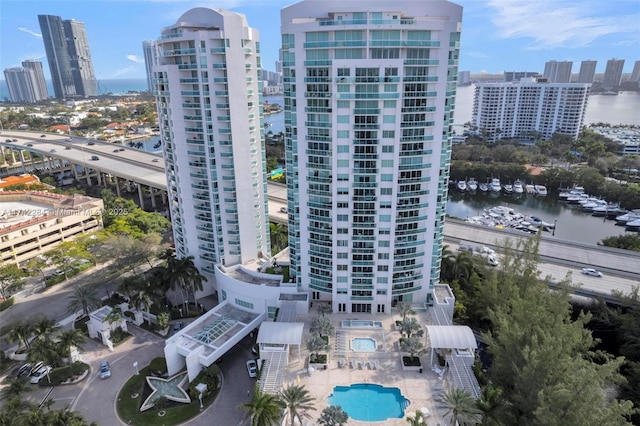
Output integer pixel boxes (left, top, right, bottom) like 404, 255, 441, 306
281, 0, 463, 314
154, 8, 278, 306
0, 191, 103, 265
472, 78, 590, 142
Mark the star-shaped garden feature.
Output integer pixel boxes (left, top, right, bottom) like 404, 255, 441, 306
140, 371, 191, 411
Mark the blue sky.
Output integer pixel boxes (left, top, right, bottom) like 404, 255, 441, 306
1, 0, 639, 80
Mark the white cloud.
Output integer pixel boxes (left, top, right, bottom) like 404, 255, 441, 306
467, 51, 490, 59
17, 27, 42, 38
486, 0, 640, 49
126, 55, 144, 64
111, 66, 137, 78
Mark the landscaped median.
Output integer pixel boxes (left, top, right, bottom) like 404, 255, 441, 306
116, 357, 221, 425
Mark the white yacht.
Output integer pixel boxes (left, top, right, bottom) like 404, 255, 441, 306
513, 180, 524, 194
534, 185, 548, 196
489, 178, 501, 193
467, 178, 478, 192
456, 180, 467, 192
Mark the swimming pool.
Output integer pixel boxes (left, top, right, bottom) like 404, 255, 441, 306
351, 337, 376, 352
341, 320, 383, 328
328, 383, 409, 421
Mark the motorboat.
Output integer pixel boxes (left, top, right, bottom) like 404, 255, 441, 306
479, 182, 489, 192
525, 183, 536, 194
567, 193, 589, 204
528, 216, 555, 229
582, 199, 607, 212
503, 183, 513, 194
534, 185, 548, 196
626, 219, 640, 231
467, 178, 478, 192
615, 211, 640, 224
456, 180, 467, 192
559, 186, 584, 199
489, 178, 501, 193
513, 180, 524, 194
591, 204, 623, 217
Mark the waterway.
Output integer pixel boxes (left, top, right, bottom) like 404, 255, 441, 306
446, 190, 637, 246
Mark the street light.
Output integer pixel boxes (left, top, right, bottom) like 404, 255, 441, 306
195, 383, 207, 410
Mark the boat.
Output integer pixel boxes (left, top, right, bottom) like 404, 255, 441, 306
559, 186, 584, 199
581, 199, 607, 212
525, 183, 536, 195
534, 185, 548, 196
489, 178, 501, 193
467, 178, 478, 192
528, 216, 555, 229
513, 180, 524, 194
615, 211, 640, 225
503, 183, 513, 194
456, 180, 467, 192
591, 204, 624, 217
626, 219, 640, 231
479, 182, 489, 192
567, 193, 589, 204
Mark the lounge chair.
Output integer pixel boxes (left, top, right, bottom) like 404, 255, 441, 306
338, 359, 345, 368
349, 359, 355, 369
368, 361, 376, 370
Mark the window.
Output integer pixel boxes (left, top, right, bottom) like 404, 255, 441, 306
338, 214, 348, 221
337, 265, 348, 271
381, 188, 393, 195
337, 160, 349, 167
337, 252, 348, 259
383, 115, 396, 123
381, 174, 393, 181
337, 228, 349, 234
379, 241, 390, 247
377, 265, 389, 272
335, 49, 363, 59
338, 100, 350, 108
337, 115, 350, 123
371, 49, 399, 59
381, 160, 394, 167
337, 68, 351, 76
337, 131, 349, 139
382, 145, 394, 153
380, 214, 391, 222
337, 240, 348, 246
382, 130, 395, 138
235, 298, 254, 309
383, 100, 396, 108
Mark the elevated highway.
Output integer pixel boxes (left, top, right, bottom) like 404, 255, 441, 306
2, 131, 638, 302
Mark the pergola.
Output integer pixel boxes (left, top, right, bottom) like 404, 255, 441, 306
256, 322, 304, 359
425, 325, 477, 366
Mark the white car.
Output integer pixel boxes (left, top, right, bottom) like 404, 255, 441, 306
246, 359, 258, 378
30, 366, 51, 384
582, 268, 603, 277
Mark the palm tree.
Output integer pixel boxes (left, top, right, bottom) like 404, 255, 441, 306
118, 275, 144, 302
318, 406, 349, 426
103, 307, 123, 329
241, 385, 284, 426
440, 245, 456, 281
57, 329, 86, 365
451, 251, 475, 283
67, 285, 100, 316
316, 303, 332, 317
397, 302, 415, 323
32, 318, 60, 342
0, 378, 28, 400
476, 383, 504, 425
439, 387, 482, 426
310, 316, 335, 338
7, 321, 34, 350
269, 223, 288, 253
28, 338, 59, 368
307, 333, 330, 360
164, 255, 207, 310
280, 384, 315, 426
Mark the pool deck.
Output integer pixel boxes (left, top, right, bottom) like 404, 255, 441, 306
283, 310, 446, 425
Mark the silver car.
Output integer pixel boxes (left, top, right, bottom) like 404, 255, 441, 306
582, 268, 603, 277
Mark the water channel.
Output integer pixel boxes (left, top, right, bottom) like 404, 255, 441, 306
446, 190, 637, 246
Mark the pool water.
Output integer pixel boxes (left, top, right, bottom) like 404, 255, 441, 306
351, 337, 376, 352
328, 383, 409, 421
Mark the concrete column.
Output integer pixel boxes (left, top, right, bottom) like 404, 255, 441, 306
96, 170, 102, 186
137, 184, 145, 209
72, 163, 80, 180
115, 176, 121, 197
18, 150, 26, 174
150, 187, 157, 209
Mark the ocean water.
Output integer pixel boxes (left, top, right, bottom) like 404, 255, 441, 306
0, 78, 148, 100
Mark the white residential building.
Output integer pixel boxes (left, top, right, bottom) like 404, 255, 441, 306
543, 60, 572, 83
472, 78, 590, 141
142, 40, 158, 93
154, 8, 272, 301
281, 0, 463, 313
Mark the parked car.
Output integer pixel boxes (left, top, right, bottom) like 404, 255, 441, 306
4, 139, 11, 143
17, 363, 31, 377
12, 138, 17, 142
91, 155, 99, 160
87, 141, 95, 146
99, 361, 111, 379
582, 268, 603, 277
65, 146, 72, 150
173, 322, 183, 334
246, 359, 258, 378
26, 143, 33, 147
30, 366, 51, 384
30, 361, 44, 376
40, 134, 46, 138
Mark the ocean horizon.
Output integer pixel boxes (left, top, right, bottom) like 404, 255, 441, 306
0, 78, 149, 100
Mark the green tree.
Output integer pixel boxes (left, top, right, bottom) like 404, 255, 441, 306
32, 317, 60, 342
7, 321, 34, 351
306, 333, 330, 358
279, 384, 315, 426
0, 264, 26, 300
28, 338, 59, 368
476, 382, 505, 425
241, 385, 284, 426
57, 329, 86, 365
439, 388, 482, 426
164, 255, 207, 310
43, 242, 91, 279
67, 285, 100, 316
397, 302, 415, 324
310, 316, 335, 338
318, 406, 349, 426
399, 335, 426, 361
269, 223, 288, 253
316, 302, 333, 317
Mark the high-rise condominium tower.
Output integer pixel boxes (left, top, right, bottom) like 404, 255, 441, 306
4, 68, 38, 103
543, 60, 572, 83
154, 8, 270, 297
630, 61, 640, 83
577, 60, 597, 84
603, 58, 625, 89
38, 15, 97, 98
21, 60, 49, 100
142, 40, 158, 92
281, 0, 463, 313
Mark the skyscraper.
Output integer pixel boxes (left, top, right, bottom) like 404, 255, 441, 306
21, 60, 49, 100
577, 60, 597, 84
4, 68, 38, 103
281, 0, 463, 313
142, 40, 158, 92
38, 14, 97, 98
154, 8, 270, 299
543, 60, 572, 83
630, 60, 640, 83
603, 58, 625, 89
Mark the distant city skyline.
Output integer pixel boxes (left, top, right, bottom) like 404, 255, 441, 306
1, 0, 639, 80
